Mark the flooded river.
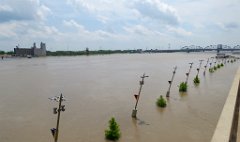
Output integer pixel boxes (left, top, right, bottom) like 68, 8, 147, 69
0, 53, 239, 142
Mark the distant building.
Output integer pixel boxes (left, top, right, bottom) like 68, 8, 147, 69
217, 44, 223, 49
217, 44, 223, 53
14, 42, 46, 57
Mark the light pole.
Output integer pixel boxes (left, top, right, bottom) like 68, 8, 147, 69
209, 57, 214, 69
197, 60, 204, 76
185, 62, 193, 84
132, 73, 149, 118
166, 66, 177, 97
49, 94, 66, 142
203, 58, 209, 75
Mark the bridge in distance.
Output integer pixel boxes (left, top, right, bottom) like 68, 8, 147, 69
144, 44, 240, 53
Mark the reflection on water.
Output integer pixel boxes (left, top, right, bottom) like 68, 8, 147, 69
0, 53, 239, 142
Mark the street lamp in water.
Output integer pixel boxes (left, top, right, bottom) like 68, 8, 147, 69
132, 73, 149, 118
49, 94, 66, 142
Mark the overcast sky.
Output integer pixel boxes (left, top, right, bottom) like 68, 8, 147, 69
0, 0, 239, 51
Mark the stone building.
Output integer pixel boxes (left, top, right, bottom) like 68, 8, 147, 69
14, 42, 46, 57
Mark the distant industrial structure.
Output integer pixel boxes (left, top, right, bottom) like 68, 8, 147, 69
14, 42, 46, 57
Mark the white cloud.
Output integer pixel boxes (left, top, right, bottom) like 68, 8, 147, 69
0, 5, 13, 12
216, 22, 239, 31
63, 19, 86, 31
167, 26, 192, 36
124, 25, 162, 36
131, 0, 180, 25
37, 4, 52, 21
0, 0, 52, 22
0, 0, 239, 51
66, 0, 179, 26
0, 22, 18, 38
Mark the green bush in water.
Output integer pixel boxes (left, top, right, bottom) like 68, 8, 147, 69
221, 63, 224, 67
179, 82, 187, 92
214, 66, 217, 70
105, 117, 121, 141
217, 64, 221, 68
156, 95, 167, 108
193, 75, 200, 84
209, 68, 214, 73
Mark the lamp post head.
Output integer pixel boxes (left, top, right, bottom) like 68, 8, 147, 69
53, 108, 58, 114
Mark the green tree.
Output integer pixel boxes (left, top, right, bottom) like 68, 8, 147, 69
179, 82, 187, 92
156, 95, 167, 107
214, 66, 217, 70
105, 117, 121, 141
0, 51, 5, 55
193, 75, 200, 84
209, 68, 214, 73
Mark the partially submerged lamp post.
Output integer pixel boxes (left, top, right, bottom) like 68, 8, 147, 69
49, 94, 66, 142
203, 58, 209, 75
194, 60, 204, 84
166, 66, 177, 97
132, 73, 149, 118
197, 60, 204, 76
185, 62, 193, 84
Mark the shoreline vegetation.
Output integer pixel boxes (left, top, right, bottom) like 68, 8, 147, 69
46, 50, 138, 56
0, 50, 148, 57
1, 49, 240, 57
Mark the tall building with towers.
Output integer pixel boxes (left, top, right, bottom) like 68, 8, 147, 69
14, 42, 46, 57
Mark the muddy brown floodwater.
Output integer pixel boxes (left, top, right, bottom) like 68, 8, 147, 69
0, 53, 239, 142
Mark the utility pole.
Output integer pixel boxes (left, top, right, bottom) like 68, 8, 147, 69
49, 94, 66, 142
166, 66, 177, 97
132, 73, 149, 118
185, 62, 193, 84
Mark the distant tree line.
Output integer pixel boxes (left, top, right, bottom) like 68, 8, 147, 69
46, 50, 141, 56
0, 51, 14, 55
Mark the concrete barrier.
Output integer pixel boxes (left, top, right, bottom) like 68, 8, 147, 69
211, 68, 240, 142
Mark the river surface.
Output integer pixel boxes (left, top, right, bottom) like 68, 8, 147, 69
0, 53, 239, 142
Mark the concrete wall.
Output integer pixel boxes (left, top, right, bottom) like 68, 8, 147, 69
211, 68, 240, 142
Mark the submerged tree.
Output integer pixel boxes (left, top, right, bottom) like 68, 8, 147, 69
105, 117, 121, 141
209, 68, 214, 73
179, 82, 188, 92
214, 66, 217, 70
193, 75, 200, 84
156, 95, 167, 108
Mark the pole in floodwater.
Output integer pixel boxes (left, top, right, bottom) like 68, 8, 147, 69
132, 73, 149, 118
185, 62, 193, 84
49, 94, 66, 142
166, 66, 177, 97
194, 60, 204, 84
203, 58, 209, 75
197, 60, 204, 76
